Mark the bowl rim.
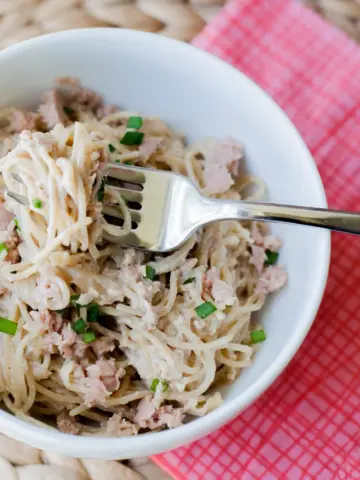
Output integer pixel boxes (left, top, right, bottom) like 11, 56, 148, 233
0, 27, 331, 459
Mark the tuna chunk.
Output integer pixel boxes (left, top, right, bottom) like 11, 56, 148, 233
38, 89, 69, 129
9, 110, 39, 133
83, 378, 109, 406
251, 223, 266, 245
57, 411, 82, 435
86, 358, 124, 393
134, 397, 155, 425
42, 332, 62, 354
56, 77, 104, 114
4, 248, 19, 264
91, 336, 115, 356
58, 323, 77, 358
70, 86, 103, 111
203, 137, 243, 195
256, 266, 287, 294
59, 360, 110, 407
251, 223, 282, 252
96, 104, 118, 120
76, 359, 126, 406
4, 235, 20, 264
106, 413, 138, 437
155, 406, 184, 429
40, 309, 63, 333
264, 235, 282, 252
139, 136, 163, 160
249, 245, 267, 273
134, 397, 184, 430
203, 268, 235, 308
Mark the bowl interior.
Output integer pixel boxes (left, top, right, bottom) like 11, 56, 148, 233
0, 29, 330, 458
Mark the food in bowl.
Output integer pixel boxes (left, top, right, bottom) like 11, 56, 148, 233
0, 78, 286, 436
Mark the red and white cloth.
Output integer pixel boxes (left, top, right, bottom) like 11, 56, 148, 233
152, 0, 360, 478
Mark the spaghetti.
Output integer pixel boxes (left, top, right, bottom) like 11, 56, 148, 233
0, 79, 286, 436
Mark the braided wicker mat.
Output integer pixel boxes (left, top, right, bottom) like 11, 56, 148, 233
0, 433, 172, 479
0, 0, 358, 479
2, 0, 360, 46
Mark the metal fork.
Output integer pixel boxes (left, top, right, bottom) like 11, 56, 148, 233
8, 164, 360, 252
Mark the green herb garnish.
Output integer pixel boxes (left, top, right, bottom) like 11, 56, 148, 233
108, 143, 116, 153
127, 116, 143, 130
195, 302, 217, 319
87, 303, 100, 323
150, 378, 168, 392
145, 265, 156, 281
250, 329, 266, 344
265, 250, 279, 265
97, 179, 105, 201
0, 243, 8, 254
70, 294, 81, 308
120, 131, 144, 146
150, 379, 159, 392
0, 317, 17, 335
82, 330, 96, 344
14, 219, 20, 231
117, 160, 134, 165
184, 277, 195, 285
72, 318, 87, 334
33, 198, 42, 209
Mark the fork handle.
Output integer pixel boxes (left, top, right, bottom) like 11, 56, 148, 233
200, 199, 360, 235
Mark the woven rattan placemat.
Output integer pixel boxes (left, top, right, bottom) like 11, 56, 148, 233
0, 0, 357, 479
2, 0, 360, 46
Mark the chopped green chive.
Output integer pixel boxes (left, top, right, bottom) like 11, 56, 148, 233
250, 329, 266, 344
127, 116, 143, 130
97, 179, 105, 201
265, 250, 279, 265
82, 330, 96, 344
120, 131, 144, 146
70, 294, 81, 308
117, 159, 134, 165
108, 143, 116, 153
150, 378, 168, 392
87, 303, 100, 323
195, 302, 217, 319
0, 243, 8, 254
72, 318, 87, 334
14, 218, 20, 231
0, 317, 17, 335
145, 265, 156, 281
184, 277, 195, 285
33, 198, 42, 209
150, 378, 159, 392
63, 106, 75, 115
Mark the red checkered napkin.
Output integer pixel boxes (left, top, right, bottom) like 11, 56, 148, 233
153, 0, 360, 478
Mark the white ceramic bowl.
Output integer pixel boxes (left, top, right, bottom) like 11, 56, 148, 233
0, 28, 330, 459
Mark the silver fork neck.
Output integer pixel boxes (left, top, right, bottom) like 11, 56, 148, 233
192, 196, 360, 235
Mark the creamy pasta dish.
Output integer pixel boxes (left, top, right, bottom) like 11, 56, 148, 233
0, 79, 286, 436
